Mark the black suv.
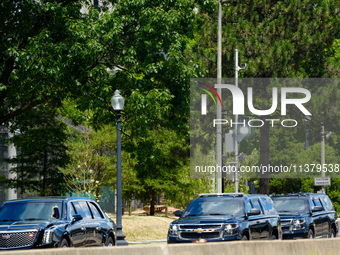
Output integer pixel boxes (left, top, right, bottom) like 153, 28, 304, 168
271, 193, 338, 239
0, 197, 116, 250
167, 193, 282, 243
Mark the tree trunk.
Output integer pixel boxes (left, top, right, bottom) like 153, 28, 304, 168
129, 201, 132, 216
150, 191, 156, 216
165, 203, 168, 217
259, 118, 270, 194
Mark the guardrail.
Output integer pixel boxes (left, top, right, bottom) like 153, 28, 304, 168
1, 239, 338, 255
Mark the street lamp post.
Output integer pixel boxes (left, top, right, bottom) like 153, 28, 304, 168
321, 125, 325, 193
111, 90, 128, 246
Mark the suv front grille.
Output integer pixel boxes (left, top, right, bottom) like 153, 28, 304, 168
181, 232, 220, 239
281, 219, 293, 232
179, 225, 221, 230
178, 224, 223, 240
0, 230, 38, 249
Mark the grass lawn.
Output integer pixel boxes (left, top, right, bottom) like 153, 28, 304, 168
106, 210, 178, 242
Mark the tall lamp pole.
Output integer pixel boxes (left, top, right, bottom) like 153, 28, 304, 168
321, 125, 325, 193
111, 90, 128, 246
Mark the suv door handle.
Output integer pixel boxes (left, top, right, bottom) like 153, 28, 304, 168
256, 221, 260, 224
81, 227, 86, 231
96, 226, 101, 231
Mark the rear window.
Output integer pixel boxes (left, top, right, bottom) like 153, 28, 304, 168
0, 202, 62, 221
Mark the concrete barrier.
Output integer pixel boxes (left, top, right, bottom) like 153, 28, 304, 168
1, 239, 340, 255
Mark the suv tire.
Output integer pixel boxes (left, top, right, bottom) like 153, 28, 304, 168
107, 236, 114, 246
308, 229, 314, 239
330, 228, 335, 238
241, 235, 249, 240
59, 238, 69, 248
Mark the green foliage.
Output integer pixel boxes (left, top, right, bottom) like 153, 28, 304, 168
223, 178, 249, 194
1, 106, 69, 196
60, 124, 115, 201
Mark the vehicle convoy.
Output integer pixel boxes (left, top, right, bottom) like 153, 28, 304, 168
167, 193, 282, 243
271, 193, 338, 239
0, 197, 116, 250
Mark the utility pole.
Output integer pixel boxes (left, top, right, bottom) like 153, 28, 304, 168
216, 0, 222, 193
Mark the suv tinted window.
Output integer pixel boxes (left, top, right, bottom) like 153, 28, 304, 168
183, 197, 245, 217
89, 202, 104, 219
252, 199, 263, 214
321, 195, 334, 211
313, 198, 323, 208
246, 201, 253, 212
261, 197, 276, 215
272, 197, 309, 213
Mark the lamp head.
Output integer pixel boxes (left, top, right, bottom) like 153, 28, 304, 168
111, 90, 125, 111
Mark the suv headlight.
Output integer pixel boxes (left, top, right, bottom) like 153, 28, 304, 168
224, 223, 238, 236
293, 219, 306, 230
42, 230, 53, 244
168, 224, 178, 237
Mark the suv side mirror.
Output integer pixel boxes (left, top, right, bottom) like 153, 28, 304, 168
311, 206, 323, 212
174, 210, 183, 217
72, 214, 83, 223
247, 208, 261, 216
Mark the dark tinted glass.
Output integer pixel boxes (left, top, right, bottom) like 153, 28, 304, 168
252, 199, 263, 214
246, 201, 253, 212
79, 201, 92, 219
0, 202, 62, 221
261, 197, 276, 215
89, 203, 104, 219
72, 201, 91, 219
182, 198, 245, 217
272, 198, 308, 213
69, 203, 77, 218
321, 196, 333, 211
313, 198, 323, 208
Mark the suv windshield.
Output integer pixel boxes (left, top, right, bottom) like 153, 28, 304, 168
182, 197, 244, 217
0, 202, 62, 221
272, 198, 308, 213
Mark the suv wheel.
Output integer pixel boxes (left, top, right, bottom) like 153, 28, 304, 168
59, 238, 69, 248
308, 229, 314, 239
107, 236, 114, 246
271, 234, 277, 240
241, 235, 249, 240
330, 228, 335, 238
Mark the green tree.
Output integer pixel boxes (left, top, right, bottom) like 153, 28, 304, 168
2, 106, 69, 196
194, 0, 340, 193
60, 124, 115, 200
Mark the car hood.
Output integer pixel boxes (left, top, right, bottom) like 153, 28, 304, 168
173, 216, 239, 225
0, 220, 57, 231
